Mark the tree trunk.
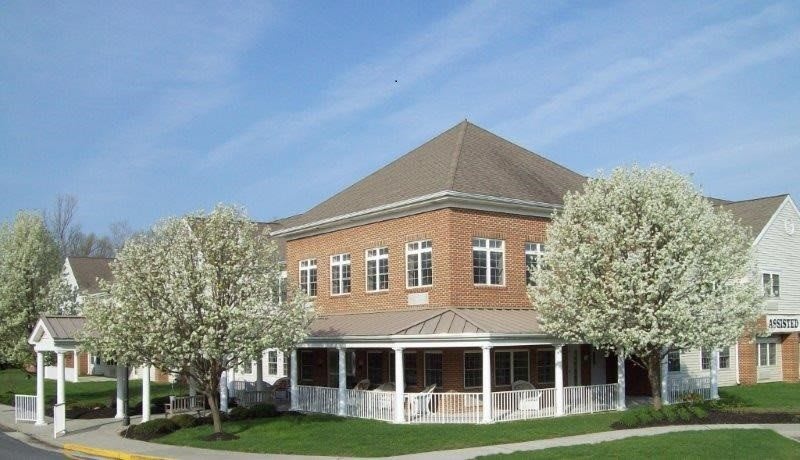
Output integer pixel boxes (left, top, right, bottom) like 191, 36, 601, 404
206, 389, 223, 434
646, 350, 663, 410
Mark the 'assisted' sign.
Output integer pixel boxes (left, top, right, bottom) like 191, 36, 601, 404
766, 315, 800, 332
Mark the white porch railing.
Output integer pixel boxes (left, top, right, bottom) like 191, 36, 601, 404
294, 385, 339, 414
405, 391, 483, 424
292, 383, 621, 424
344, 389, 395, 422
239, 390, 272, 407
14, 395, 37, 423
564, 383, 618, 415
667, 377, 711, 404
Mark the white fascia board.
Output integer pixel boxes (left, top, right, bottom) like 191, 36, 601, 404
63, 258, 79, 291
298, 333, 564, 349
28, 319, 49, 345
272, 191, 561, 239
753, 195, 792, 246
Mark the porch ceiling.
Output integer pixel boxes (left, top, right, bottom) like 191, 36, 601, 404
309, 308, 543, 338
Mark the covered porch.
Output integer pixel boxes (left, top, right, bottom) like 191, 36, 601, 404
286, 308, 627, 424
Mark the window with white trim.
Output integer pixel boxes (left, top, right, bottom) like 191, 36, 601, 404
366, 247, 389, 291
282, 353, 289, 376
719, 347, 730, 369
300, 350, 314, 382
758, 342, 777, 366
389, 352, 418, 386
464, 351, 482, 388
424, 351, 443, 387
762, 272, 780, 298
330, 254, 351, 295
267, 350, 278, 375
299, 259, 317, 297
536, 349, 555, 386
406, 240, 433, 288
473, 238, 504, 285
525, 242, 544, 286
667, 349, 681, 372
494, 350, 529, 386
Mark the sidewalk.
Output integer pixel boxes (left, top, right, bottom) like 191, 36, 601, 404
1, 404, 798, 460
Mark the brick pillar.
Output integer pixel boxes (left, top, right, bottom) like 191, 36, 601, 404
738, 338, 757, 385
781, 333, 799, 382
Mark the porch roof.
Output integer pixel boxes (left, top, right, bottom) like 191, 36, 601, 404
309, 308, 543, 338
28, 315, 85, 352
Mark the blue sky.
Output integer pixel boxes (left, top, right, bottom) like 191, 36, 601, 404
2, 1, 799, 233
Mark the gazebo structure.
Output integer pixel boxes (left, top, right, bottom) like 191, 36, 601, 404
27, 315, 152, 428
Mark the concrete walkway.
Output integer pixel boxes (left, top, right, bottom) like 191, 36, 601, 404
1, 404, 798, 460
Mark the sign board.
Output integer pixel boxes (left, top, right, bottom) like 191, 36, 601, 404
53, 403, 65, 438
766, 314, 800, 333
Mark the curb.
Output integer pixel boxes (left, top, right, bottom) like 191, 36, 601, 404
63, 443, 172, 460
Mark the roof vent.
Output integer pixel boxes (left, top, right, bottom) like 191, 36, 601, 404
786, 219, 796, 235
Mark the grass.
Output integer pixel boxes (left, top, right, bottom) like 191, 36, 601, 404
0, 368, 184, 410
157, 412, 625, 457
475, 429, 800, 459
719, 382, 800, 411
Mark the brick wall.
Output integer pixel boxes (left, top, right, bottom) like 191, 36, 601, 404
285, 208, 549, 315
77, 352, 89, 376
781, 332, 799, 382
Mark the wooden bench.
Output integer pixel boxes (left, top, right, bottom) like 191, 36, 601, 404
165, 395, 206, 418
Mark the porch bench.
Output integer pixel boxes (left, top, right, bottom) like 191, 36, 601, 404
165, 395, 206, 418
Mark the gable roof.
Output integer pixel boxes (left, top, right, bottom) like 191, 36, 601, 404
713, 194, 788, 238
67, 256, 113, 294
28, 315, 85, 347
309, 308, 542, 338
282, 121, 586, 232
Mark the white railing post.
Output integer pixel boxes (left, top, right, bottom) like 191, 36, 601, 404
35, 352, 45, 425
141, 365, 151, 422
393, 346, 405, 423
115, 364, 125, 419
616, 352, 626, 410
711, 350, 719, 400
55, 351, 65, 406
660, 351, 670, 405
337, 346, 346, 416
220, 371, 228, 413
290, 349, 299, 410
256, 353, 264, 392
481, 344, 492, 423
555, 345, 564, 416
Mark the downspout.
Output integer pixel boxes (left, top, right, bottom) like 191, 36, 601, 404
735, 342, 741, 385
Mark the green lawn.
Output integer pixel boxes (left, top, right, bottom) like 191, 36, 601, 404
719, 382, 800, 411
158, 412, 625, 457
0, 368, 185, 410
476, 429, 800, 459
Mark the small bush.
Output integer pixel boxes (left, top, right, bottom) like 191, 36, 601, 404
650, 409, 666, 422
662, 406, 679, 422
676, 407, 693, 422
124, 418, 179, 441
248, 403, 279, 419
170, 413, 197, 428
680, 392, 704, 404
687, 405, 708, 419
619, 411, 640, 428
228, 406, 251, 421
637, 411, 654, 425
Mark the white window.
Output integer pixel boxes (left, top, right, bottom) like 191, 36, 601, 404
464, 351, 482, 388
667, 349, 681, 372
389, 352, 418, 386
494, 350, 529, 386
473, 238, 504, 285
366, 247, 389, 291
758, 342, 777, 366
330, 254, 351, 295
299, 259, 317, 297
525, 242, 544, 286
267, 350, 278, 375
327, 350, 356, 386
536, 349, 554, 386
406, 240, 433, 288
701, 347, 731, 370
763, 273, 780, 298
424, 351, 443, 387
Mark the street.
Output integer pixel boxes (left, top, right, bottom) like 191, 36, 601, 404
0, 429, 64, 460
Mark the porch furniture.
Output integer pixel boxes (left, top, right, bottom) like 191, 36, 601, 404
512, 380, 541, 412
407, 384, 436, 419
165, 394, 206, 418
354, 379, 371, 390
373, 382, 395, 392
272, 377, 290, 402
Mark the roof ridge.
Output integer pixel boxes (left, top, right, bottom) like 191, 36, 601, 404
446, 120, 469, 190
723, 193, 789, 205
393, 308, 460, 334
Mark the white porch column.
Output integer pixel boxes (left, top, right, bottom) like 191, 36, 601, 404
481, 345, 492, 423
616, 352, 626, 410
555, 345, 564, 416
56, 351, 65, 406
256, 353, 265, 391
393, 346, 405, 423
290, 349, 298, 411
35, 352, 46, 425
141, 366, 151, 422
660, 351, 670, 405
72, 351, 79, 383
189, 374, 197, 397
115, 364, 125, 419
710, 349, 720, 400
337, 346, 347, 416
220, 371, 229, 413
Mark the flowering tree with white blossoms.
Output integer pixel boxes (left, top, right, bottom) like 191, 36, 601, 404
81, 205, 312, 434
530, 167, 761, 409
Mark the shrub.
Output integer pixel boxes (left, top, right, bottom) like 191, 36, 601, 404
170, 413, 197, 428
228, 406, 251, 421
248, 403, 278, 419
676, 407, 693, 422
649, 409, 666, 422
680, 392, 704, 404
124, 418, 179, 441
619, 411, 639, 428
662, 406, 679, 422
687, 405, 708, 419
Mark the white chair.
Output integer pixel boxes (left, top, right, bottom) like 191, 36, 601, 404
373, 382, 396, 412
408, 384, 436, 419
512, 380, 541, 412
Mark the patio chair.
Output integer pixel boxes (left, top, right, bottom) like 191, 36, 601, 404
271, 377, 290, 402
512, 380, 541, 412
354, 379, 371, 390
408, 384, 436, 419
373, 382, 395, 392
